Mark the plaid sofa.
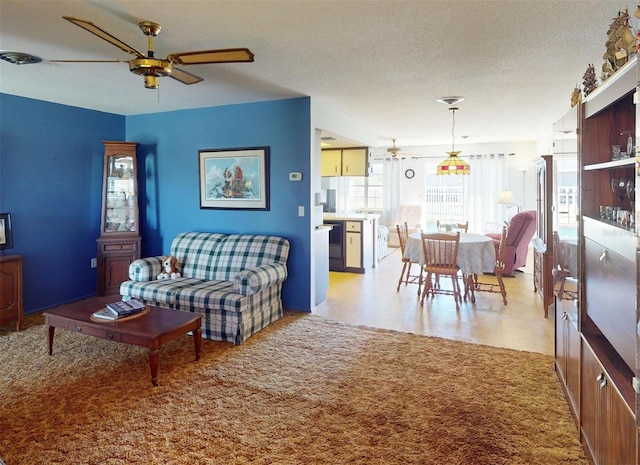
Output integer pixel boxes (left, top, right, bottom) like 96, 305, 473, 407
119, 232, 290, 344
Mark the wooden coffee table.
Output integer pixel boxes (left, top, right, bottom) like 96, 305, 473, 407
43, 302, 202, 386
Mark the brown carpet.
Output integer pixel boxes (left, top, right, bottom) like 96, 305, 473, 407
0, 311, 586, 465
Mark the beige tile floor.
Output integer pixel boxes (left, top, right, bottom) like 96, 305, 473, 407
313, 247, 554, 355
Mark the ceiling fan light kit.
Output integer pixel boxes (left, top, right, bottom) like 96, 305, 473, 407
53, 16, 254, 89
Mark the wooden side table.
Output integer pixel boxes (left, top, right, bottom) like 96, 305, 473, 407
0, 254, 24, 330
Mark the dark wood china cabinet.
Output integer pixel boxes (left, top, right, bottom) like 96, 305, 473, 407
96, 141, 141, 296
554, 57, 638, 465
533, 154, 554, 316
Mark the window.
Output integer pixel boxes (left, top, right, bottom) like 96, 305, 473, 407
424, 169, 465, 222
347, 161, 383, 211
424, 185, 465, 222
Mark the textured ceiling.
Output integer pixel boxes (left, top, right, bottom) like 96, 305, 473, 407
0, 0, 634, 147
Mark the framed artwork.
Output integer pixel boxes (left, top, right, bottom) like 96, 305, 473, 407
199, 147, 270, 210
0, 213, 13, 250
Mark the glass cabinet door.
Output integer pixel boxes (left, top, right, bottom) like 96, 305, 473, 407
104, 154, 137, 233
100, 141, 139, 236
97, 141, 140, 296
552, 106, 579, 241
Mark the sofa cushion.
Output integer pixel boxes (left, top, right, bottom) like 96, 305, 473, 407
169, 232, 290, 281
170, 232, 228, 280
209, 234, 290, 281
175, 280, 245, 313
120, 278, 206, 307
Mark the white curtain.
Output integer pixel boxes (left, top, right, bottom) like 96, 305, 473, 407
382, 158, 401, 226
463, 153, 509, 232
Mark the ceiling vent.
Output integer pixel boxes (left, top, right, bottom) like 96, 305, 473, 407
0, 51, 42, 65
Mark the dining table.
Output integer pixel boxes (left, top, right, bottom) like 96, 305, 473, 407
404, 232, 497, 300
404, 232, 497, 276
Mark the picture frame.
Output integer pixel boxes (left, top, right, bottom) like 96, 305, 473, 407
199, 147, 270, 210
0, 213, 14, 250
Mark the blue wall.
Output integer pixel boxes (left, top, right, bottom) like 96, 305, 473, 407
0, 94, 125, 312
126, 98, 312, 311
1, 94, 312, 313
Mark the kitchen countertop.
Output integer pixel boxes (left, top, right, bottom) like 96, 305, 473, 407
323, 213, 380, 221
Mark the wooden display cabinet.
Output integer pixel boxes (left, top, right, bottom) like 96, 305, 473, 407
532, 155, 554, 316
97, 141, 141, 296
552, 106, 581, 425
0, 255, 23, 330
575, 56, 637, 464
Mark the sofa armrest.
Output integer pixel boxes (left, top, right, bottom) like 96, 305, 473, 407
233, 263, 288, 296
128, 256, 165, 282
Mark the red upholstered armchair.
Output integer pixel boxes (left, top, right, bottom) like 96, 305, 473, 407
486, 210, 536, 275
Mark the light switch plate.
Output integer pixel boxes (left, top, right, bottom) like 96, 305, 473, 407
298, 206, 304, 217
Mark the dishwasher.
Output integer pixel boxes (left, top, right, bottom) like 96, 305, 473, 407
324, 220, 344, 271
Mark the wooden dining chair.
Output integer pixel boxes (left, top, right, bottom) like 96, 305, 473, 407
437, 220, 468, 233
552, 231, 575, 300
432, 221, 467, 289
396, 222, 423, 295
419, 231, 462, 310
456, 221, 469, 233
468, 226, 507, 305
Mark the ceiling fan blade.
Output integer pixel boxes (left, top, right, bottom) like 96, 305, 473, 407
62, 16, 145, 58
167, 48, 254, 66
170, 66, 204, 85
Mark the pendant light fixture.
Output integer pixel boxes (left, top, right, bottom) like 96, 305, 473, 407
436, 99, 470, 175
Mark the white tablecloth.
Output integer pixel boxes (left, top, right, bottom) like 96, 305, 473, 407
404, 232, 496, 275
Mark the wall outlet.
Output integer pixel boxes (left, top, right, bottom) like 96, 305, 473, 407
90, 258, 97, 268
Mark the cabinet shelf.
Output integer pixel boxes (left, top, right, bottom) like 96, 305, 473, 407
583, 215, 635, 233
583, 157, 637, 171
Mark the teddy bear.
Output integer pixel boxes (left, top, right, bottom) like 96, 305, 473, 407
157, 255, 182, 280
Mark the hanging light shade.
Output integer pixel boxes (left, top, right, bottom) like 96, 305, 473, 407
437, 151, 470, 175
437, 106, 470, 175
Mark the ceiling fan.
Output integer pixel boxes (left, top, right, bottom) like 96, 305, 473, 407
51, 16, 254, 89
374, 139, 435, 161
374, 139, 406, 160
387, 139, 402, 157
